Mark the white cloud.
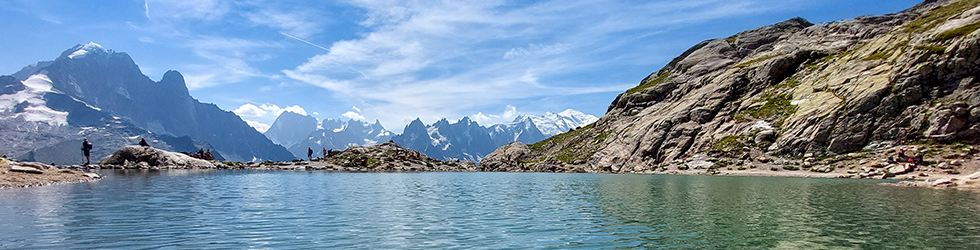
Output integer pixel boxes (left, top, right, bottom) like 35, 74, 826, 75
244, 119, 271, 133
234, 103, 308, 118
281, 105, 308, 116
342, 111, 366, 121
471, 105, 522, 126
233, 103, 267, 117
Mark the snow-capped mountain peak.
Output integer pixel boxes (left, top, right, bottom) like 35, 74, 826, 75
66, 42, 109, 59
512, 109, 598, 136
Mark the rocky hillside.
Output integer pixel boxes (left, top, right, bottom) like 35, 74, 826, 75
484, 0, 980, 173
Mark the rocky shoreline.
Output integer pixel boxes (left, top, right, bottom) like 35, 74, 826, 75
91, 142, 477, 172
0, 157, 101, 188
6, 140, 979, 191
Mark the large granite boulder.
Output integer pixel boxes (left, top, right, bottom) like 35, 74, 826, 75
100, 146, 218, 169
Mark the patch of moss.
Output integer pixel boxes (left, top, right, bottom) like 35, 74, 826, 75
725, 35, 737, 44
733, 114, 751, 123
596, 129, 613, 142
915, 45, 947, 54
904, 0, 980, 33
935, 22, 980, 41
709, 136, 744, 157
774, 78, 800, 88
863, 50, 892, 61
746, 93, 797, 121
732, 54, 781, 69
625, 72, 671, 95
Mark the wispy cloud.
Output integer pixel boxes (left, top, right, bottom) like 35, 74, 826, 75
246, 8, 324, 38
283, 0, 792, 128
280, 32, 330, 51
503, 43, 568, 59
179, 37, 284, 89
129, 0, 804, 129
144, 0, 230, 22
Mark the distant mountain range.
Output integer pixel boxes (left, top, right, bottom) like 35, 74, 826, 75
0, 43, 293, 164
263, 109, 597, 161
263, 111, 392, 159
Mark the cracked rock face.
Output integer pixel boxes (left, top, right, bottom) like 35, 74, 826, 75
484, 0, 980, 173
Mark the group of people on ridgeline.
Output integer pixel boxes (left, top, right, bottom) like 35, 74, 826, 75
885, 148, 926, 167
308, 147, 333, 161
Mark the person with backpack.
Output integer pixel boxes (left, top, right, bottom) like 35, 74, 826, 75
81, 138, 93, 165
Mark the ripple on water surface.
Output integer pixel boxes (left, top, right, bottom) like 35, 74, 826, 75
1, 171, 979, 249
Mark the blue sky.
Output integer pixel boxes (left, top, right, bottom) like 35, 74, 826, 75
0, 0, 922, 133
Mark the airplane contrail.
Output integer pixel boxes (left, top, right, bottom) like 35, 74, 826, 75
280, 32, 330, 51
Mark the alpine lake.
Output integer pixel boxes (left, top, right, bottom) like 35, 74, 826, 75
1, 170, 978, 249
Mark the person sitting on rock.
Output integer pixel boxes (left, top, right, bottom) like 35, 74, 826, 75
914, 153, 925, 166
205, 149, 213, 160
308, 147, 313, 161
898, 149, 907, 161
139, 138, 150, 147
198, 148, 205, 159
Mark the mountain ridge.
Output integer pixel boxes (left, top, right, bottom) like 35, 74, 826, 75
482, 0, 980, 173
2, 43, 292, 163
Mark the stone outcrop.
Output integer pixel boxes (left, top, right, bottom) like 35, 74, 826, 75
484, 0, 980, 173
257, 141, 478, 172
99, 146, 220, 169
480, 142, 533, 172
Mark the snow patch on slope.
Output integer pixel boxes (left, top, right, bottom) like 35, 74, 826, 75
0, 74, 68, 126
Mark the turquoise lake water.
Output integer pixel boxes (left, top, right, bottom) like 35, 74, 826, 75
1, 171, 979, 249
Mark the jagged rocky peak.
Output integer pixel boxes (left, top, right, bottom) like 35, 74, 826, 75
489, 0, 980, 173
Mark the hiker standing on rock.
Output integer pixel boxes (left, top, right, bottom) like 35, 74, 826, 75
308, 147, 313, 161
322, 147, 327, 159
81, 138, 93, 165
139, 138, 150, 147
